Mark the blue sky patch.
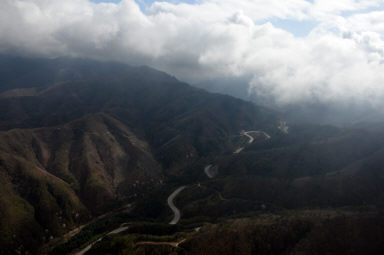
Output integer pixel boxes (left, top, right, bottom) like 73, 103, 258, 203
91, 0, 198, 11
271, 18, 319, 37
91, 0, 121, 3
91, 0, 319, 37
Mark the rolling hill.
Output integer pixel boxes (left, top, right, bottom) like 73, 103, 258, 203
0, 55, 278, 253
1, 55, 384, 254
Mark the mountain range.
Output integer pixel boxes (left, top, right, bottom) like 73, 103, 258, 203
1, 55, 384, 254
0, 55, 278, 253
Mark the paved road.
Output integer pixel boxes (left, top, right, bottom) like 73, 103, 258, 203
233, 147, 244, 154
168, 186, 187, 225
243, 131, 254, 143
75, 238, 102, 255
74, 224, 129, 255
244, 131, 271, 141
234, 130, 270, 154
136, 239, 186, 248
204, 165, 214, 178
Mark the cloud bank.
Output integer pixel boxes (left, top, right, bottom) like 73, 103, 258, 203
1, 0, 384, 107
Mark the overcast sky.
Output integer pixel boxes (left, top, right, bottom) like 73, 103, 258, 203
1, 0, 384, 106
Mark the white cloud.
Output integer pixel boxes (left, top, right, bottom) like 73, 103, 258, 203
1, 0, 384, 107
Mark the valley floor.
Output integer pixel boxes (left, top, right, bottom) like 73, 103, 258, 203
58, 207, 384, 255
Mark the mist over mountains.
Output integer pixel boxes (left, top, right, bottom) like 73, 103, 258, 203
1, 0, 384, 254
1, 55, 384, 254
1, 0, 384, 115
0, 55, 278, 253
196, 76, 384, 125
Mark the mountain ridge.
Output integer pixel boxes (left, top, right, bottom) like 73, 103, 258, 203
0, 55, 279, 253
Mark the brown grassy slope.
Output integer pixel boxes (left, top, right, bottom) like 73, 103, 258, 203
0, 152, 87, 252
0, 113, 163, 252
180, 210, 384, 255
82, 209, 384, 255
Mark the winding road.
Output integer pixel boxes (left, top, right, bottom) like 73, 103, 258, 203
136, 239, 186, 248
243, 131, 255, 143
167, 186, 187, 225
74, 224, 129, 255
244, 131, 271, 141
204, 165, 215, 178
74, 129, 273, 253
233, 147, 244, 154
234, 130, 271, 154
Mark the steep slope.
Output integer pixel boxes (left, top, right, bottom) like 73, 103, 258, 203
0, 56, 279, 253
0, 113, 163, 252
1, 57, 381, 254
0, 56, 278, 171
